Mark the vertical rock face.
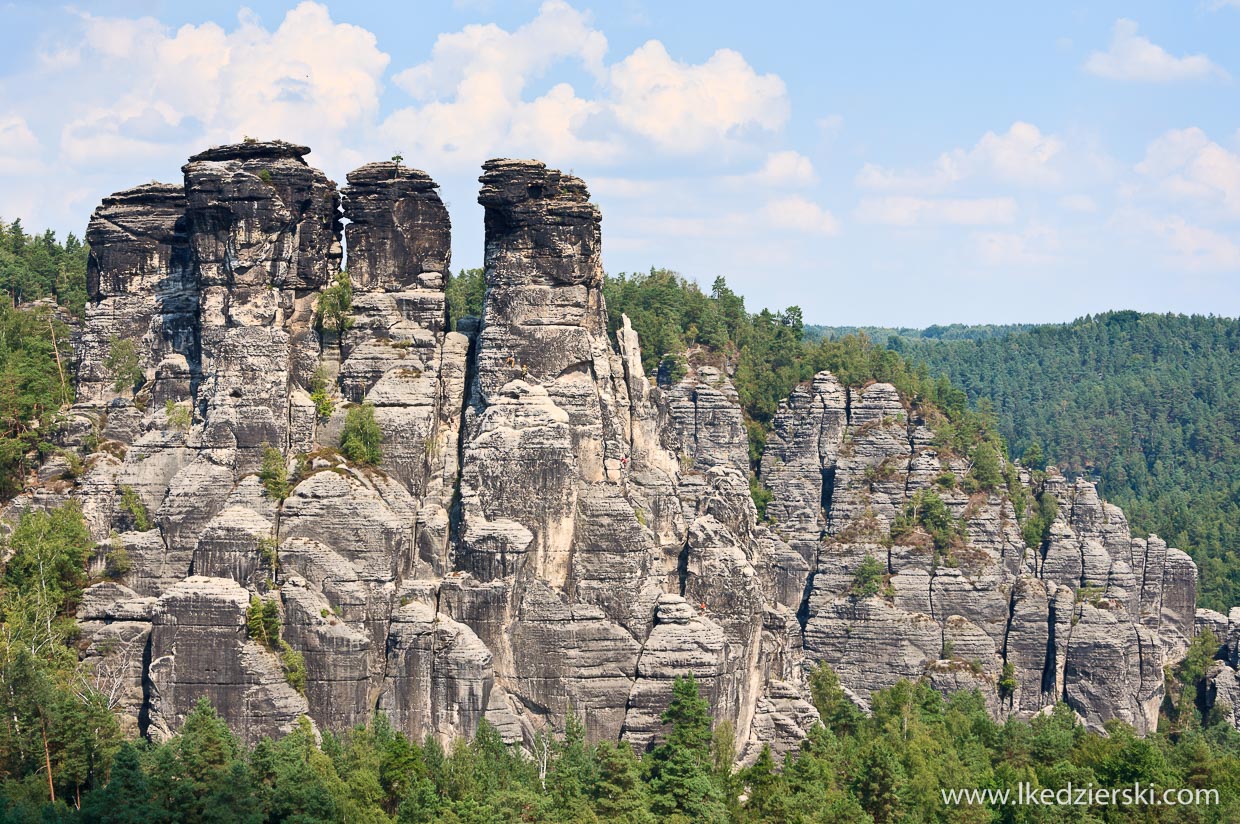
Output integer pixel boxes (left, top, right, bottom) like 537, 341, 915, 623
343, 163, 451, 293
183, 140, 340, 471
22, 140, 1216, 759
80, 184, 193, 406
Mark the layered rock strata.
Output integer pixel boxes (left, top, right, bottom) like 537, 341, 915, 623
7, 140, 1216, 760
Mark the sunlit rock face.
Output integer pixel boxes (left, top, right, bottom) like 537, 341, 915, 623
26, 140, 1207, 761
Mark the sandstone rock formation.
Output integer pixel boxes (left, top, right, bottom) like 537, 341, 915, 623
8, 140, 1217, 762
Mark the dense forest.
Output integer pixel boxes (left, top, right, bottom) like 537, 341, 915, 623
894, 313, 1240, 613
3, 239, 1239, 819
806, 323, 1033, 346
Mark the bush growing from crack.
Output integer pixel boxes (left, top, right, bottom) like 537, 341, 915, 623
341, 402, 382, 466
105, 337, 142, 395
246, 596, 306, 693
118, 485, 151, 531
259, 444, 292, 501
164, 399, 191, 431
851, 554, 885, 598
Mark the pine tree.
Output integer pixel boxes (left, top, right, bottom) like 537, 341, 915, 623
591, 741, 649, 822
83, 742, 153, 823
647, 674, 728, 822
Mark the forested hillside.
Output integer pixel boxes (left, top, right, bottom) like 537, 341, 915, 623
807, 322, 1031, 345
0, 219, 88, 316
0, 220, 84, 500
895, 313, 1240, 612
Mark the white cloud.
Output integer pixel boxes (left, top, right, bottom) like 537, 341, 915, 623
0, 115, 42, 174
816, 114, 843, 137
56, 3, 390, 168
1059, 194, 1098, 213
1152, 215, 1240, 270
1084, 19, 1227, 82
729, 150, 816, 188
855, 196, 1017, 226
393, 1, 606, 101
382, 1, 788, 167
763, 196, 839, 235
972, 224, 1059, 266
856, 121, 1065, 192
606, 40, 788, 152
1136, 127, 1240, 217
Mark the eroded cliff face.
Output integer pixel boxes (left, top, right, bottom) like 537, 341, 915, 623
9, 141, 1210, 756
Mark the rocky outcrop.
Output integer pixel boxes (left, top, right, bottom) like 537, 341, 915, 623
11, 140, 1214, 761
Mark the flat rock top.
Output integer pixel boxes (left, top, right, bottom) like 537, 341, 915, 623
478, 158, 592, 208
95, 182, 186, 210
188, 140, 311, 164
346, 162, 438, 188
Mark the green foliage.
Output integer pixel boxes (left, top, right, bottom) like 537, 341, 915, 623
808, 662, 864, 737
967, 439, 1003, 491
0, 302, 74, 498
658, 352, 687, 384
317, 270, 354, 337
257, 169, 273, 184
104, 546, 132, 580
446, 267, 485, 327
104, 336, 142, 395
341, 402, 383, 466
998, 661, 1017, 700
898, 312, 1240, 612
1021, 489, 1059, 550
850, 554, 886, 597
280, 645, 307, 695
0, 503, 121, 807
5, 659, 1240, 823
1021, 441, 1046, 471
647, 674, 727, 822
257, 536, 278, 574
747, 475, 772, 522
246, 596, 282, 651
0, 218, 89, 312
309, 365, 335, 419
258, 444, 292, 501
890, 489, 964, 556
118, 484, 151, 531
163, 398, 191, 431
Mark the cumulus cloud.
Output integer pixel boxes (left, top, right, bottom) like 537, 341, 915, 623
1151, 215, 1240, 270
972, 224, 1059, 266
855, 196, 1017, 226
1059, 194, 1098, 213
1136, 127, 1240, 217
763, 196, 839, 235
856, 121, 1065, 192
54, 3, 390, 169
607, 41, 788, 152
380, 1, 789, 168
0, 115, 42, 175
728, 151, 816, 188
1084, 19, 1227, 82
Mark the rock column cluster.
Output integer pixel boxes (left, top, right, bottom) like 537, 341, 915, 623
5, 140, 1218, 755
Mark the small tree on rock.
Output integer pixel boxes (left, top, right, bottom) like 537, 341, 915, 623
341, 403, 382, 466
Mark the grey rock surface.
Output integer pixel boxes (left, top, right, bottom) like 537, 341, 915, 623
9, 140, 1216, 760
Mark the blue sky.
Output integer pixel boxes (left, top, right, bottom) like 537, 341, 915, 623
1, 1, 1237, 325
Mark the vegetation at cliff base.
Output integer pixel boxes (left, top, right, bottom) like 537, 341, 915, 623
893, 312, 1240, 612
0, 302, 75, 499
4, 664, 1240, 822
